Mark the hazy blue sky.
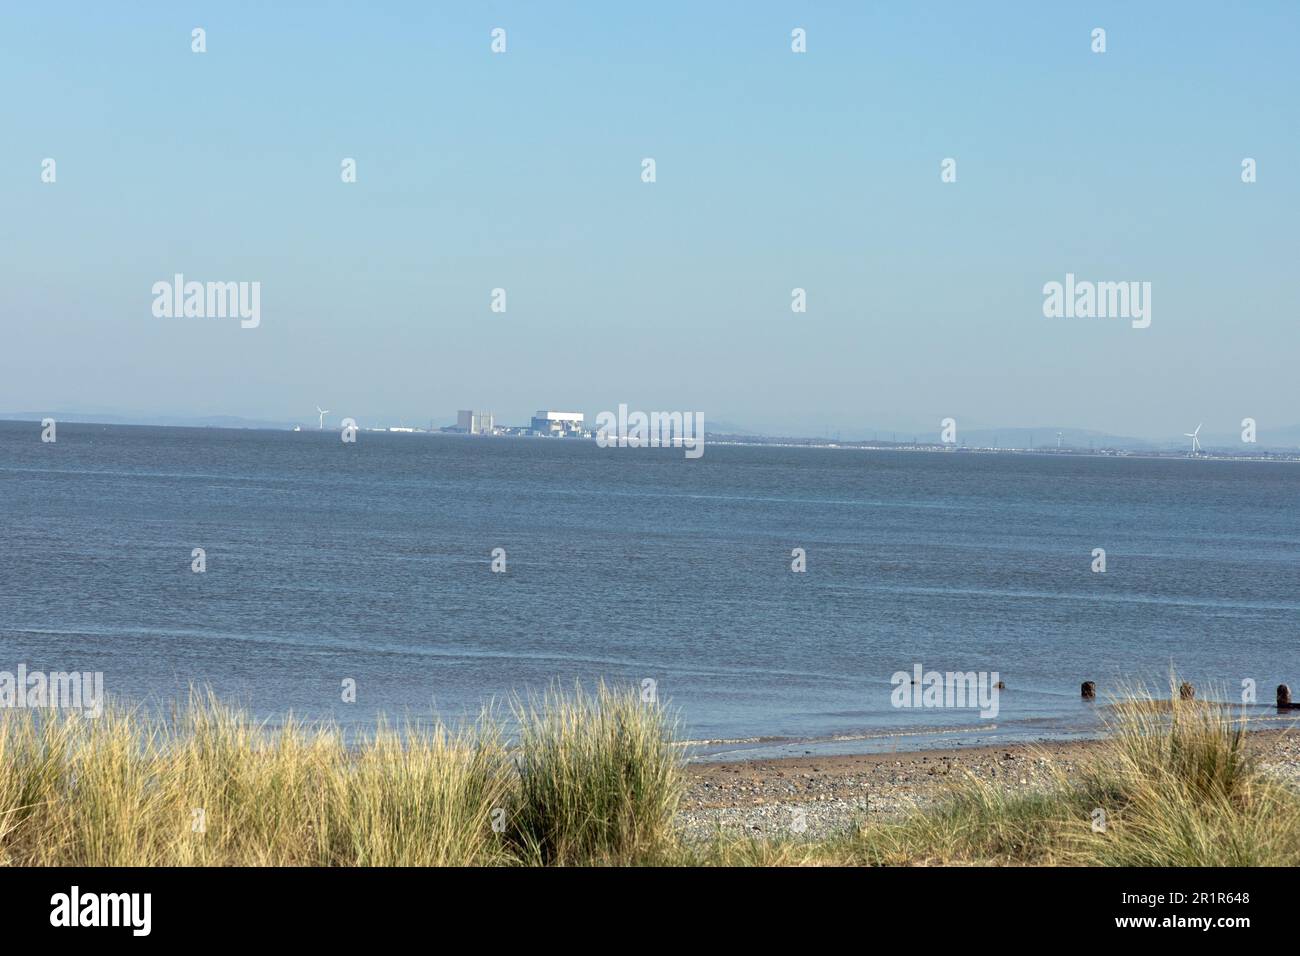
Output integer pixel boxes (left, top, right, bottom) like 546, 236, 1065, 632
3, 1, 1297, 440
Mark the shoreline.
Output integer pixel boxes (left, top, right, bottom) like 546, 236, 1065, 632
2, 418, 1296, 461
677, 726, 1300, 842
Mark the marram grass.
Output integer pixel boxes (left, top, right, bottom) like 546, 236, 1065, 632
507, 682, 684, 864
0, 685, 678, 867
0, 682, 1296, 866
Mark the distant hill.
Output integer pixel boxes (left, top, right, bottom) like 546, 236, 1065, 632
0, 411, 299, 430
956, 426, 1147, 450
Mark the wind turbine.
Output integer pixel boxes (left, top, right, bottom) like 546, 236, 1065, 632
316, 406, 329, 430
1184, 423, 1202, 456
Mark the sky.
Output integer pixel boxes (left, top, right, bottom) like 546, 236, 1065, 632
2, 1, 1297, 441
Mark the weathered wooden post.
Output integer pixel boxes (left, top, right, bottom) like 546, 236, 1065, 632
1278, 684, 1292, 708
1179, 682, 1195, 701
1081, 680, 1096, 700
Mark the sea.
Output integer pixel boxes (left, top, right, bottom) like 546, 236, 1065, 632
3, 420, 1298, 759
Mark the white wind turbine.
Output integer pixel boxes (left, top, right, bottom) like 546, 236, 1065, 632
316, 406, 330, 430
1184, 423, 1202, 455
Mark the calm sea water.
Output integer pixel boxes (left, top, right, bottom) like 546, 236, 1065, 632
3, 421, 1298, 758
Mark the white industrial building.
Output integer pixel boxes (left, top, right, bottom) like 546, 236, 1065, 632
455, 410, 495, 435
530, 410, 584, 436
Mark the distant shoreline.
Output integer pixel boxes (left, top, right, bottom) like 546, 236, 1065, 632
3, 416, 1297, 462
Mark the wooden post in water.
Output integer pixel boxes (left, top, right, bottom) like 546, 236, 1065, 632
1081, 681, 1096, 700
1279, 684, 1292, 709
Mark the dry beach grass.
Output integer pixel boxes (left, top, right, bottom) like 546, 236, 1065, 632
1, 682, 1297, 866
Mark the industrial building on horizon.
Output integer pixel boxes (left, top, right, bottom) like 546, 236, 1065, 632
444, 409, 590, 438
454, 409, 495, 435
529, 410, 585, 437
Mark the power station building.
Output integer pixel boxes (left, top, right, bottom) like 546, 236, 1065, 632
455, 410, 495, 435
530, 410, 584, 437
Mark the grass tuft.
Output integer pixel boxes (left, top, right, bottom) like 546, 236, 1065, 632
507, 682, 682, 864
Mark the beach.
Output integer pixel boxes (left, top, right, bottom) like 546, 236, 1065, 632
678, 727, 1300, 842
